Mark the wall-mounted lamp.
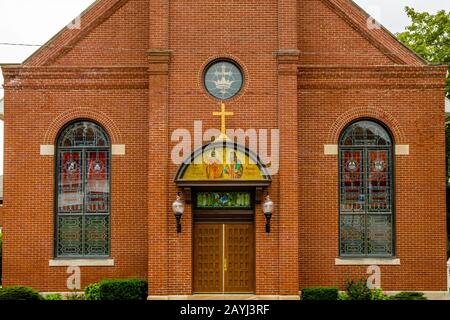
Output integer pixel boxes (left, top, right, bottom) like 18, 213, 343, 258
263, 194, 274, 233
172, 192, 185, 233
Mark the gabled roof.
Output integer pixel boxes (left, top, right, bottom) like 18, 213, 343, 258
18, 0, 426, 67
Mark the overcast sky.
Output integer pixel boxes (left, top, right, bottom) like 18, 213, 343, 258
0, 1, 448, 175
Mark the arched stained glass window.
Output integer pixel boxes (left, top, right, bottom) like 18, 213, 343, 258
56, 121, 110, 258
339, 120, 394, 257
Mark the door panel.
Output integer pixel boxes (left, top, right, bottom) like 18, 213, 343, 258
193, 223, 255, 293
193, 224, 222, 293
224, 223, 255, 293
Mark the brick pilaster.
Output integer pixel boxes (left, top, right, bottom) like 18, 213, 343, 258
149, 0, 169, 49
147, 0, 170, 297
277, 0, 299, 295
147, 50, 171, 295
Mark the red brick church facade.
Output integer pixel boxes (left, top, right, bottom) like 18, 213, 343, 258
0, 0, 448, 298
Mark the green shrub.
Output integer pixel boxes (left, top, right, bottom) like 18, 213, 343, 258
98, 278, 148, 300
345, 278, 372, 301
66, 293, 85, 300
301, 287, 339, 300
337, 292, 349, 300
371, 288, 390, 300
44, 293, 63, 300
390, 292, 427, 300
0, 286, 42, 300
85, 283, 101, 300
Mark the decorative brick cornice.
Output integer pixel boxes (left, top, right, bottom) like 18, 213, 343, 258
299, 65, 447, 76
1, 66, 148, 89
298, 65, 447, 90
147, 49, 171, 75
276, 49, 299, 75
147, 49, 172, 62
275, 49, 300, 62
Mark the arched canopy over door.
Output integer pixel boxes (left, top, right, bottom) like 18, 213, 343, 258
175, 141, 271, 187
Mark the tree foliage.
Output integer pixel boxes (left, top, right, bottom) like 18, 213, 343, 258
397, 7, 450, 97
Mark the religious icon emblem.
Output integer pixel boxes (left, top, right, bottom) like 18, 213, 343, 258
204, 60, 243, 100
205, 148, 224, 179
92, 160, 104, 174
65, 160, 78, 174
346, 159, 359, 172
373, 159, 385, 172
224, 151, 244, 179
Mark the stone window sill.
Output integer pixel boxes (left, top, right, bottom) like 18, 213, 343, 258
49, 259, 114, 267
335, 257, 400, 266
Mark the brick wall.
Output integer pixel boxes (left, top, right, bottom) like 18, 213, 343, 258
298, 66, 448, 291
1, 70, 149, 291
0, 0, 447, 293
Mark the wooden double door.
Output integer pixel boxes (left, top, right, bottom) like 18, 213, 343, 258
193, 222, 255, 293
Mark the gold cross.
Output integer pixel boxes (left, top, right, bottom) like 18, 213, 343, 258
213, 101, 234, 137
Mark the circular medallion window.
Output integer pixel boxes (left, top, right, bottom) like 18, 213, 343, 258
204, 60, 244, 100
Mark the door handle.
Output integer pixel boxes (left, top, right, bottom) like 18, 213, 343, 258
224, 258, 228, 272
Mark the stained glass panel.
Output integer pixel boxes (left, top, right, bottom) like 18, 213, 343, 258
56, 121, 110, 258
340, 150, 364, 213
340, 215, 365, 256
58, 216, 83, 257
204, 60, 244, 100
340, 121, 392, 147
197, 192, 252, 209
367, 150, 391, 213
339, 120, 393, 257
86, 151, 110, 213
84, 216, 109, 256
59, 121, 108, 147
58, 151, 83, 213
367, 215, 393, 256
